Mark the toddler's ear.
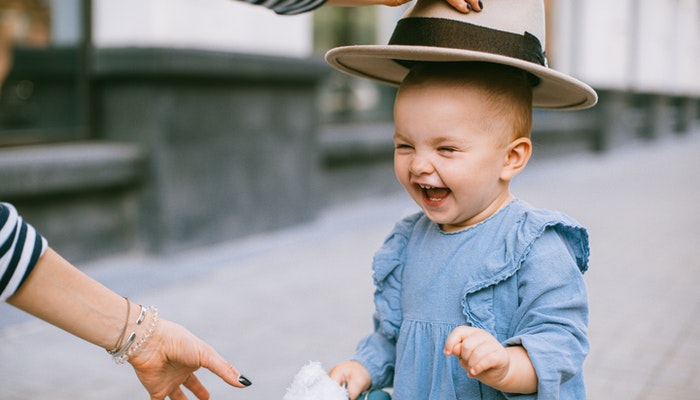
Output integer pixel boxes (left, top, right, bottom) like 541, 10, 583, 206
501, 137, 532, 181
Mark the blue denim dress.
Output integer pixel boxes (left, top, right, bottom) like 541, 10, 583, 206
353, 199, 590, 399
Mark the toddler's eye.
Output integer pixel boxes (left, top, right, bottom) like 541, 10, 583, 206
395, 143, 413, 150
439, 147, 457, 152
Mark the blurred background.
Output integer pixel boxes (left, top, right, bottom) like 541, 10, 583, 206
0, 0, 699, 399
0, 0, 698, 262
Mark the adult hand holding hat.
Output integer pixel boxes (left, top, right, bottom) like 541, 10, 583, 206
326, 0, 484, 14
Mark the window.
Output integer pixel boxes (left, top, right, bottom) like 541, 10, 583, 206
313, 6, 396, 123
0, 0, 89, 146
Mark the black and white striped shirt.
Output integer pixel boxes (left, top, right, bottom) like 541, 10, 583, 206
242, 0, 327, 15
0, 203, 47, 302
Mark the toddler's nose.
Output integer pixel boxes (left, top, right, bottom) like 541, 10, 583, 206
409, 154, 435, 176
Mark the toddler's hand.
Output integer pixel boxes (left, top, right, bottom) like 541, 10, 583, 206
444, 326, 510, 389
329, 361, 372, 400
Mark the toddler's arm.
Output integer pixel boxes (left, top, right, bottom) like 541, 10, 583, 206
444, 326, 537, 394
329, 361, 372, 400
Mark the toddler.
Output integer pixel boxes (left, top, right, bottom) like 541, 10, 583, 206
328, 61, 590, 399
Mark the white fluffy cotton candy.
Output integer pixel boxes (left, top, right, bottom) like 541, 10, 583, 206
283, 361, 349, 400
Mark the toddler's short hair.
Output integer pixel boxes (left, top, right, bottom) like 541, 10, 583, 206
400, 62, 534, 140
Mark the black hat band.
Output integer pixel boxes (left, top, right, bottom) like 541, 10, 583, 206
388, 17, 546, 67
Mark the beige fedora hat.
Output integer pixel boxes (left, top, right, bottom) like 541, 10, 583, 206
326, 0, 597, 110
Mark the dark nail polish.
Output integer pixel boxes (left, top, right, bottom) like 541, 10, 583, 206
466, 2, 472, 11
238, 375, 252, 387
478, 0, 483, 10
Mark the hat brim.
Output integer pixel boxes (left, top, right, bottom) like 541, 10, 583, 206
326, 45, 598, 110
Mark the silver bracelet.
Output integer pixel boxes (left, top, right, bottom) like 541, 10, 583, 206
107, 331, 136, 363
108, 297, 131, 355
125, 306, 160, 363
107, 304, 157, 364
135, 304, 147, 325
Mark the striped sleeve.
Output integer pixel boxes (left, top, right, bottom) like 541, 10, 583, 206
236, 0, 327, 15
0, 202, 48, 302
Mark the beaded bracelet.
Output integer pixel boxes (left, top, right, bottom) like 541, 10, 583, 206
107, 305, 159, 364
107, 331, 136, 362
124, 306, 160, 363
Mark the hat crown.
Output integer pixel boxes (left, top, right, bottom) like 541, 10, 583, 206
403, 0, 546, 48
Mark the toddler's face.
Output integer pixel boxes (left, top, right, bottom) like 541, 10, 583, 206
393, 80, 515, 232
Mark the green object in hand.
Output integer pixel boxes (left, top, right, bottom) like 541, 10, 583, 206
361, 389, 391, 400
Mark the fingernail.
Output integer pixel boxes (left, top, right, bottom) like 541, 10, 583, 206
478, 0, 483, 10
238, 375, 252, 387
465, 2, 472, 11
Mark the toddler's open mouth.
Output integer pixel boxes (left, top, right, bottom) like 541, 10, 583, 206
419, 184, 451, 204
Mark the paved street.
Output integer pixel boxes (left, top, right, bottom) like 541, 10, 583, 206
1, 129, 699, 399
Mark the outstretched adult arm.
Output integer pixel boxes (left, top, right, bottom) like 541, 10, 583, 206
2, 203, 249, 399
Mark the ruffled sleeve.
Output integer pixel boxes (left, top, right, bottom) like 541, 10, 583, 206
502, 210, 590, 399
353, 212, 420, 389
456, 202, 590, 399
